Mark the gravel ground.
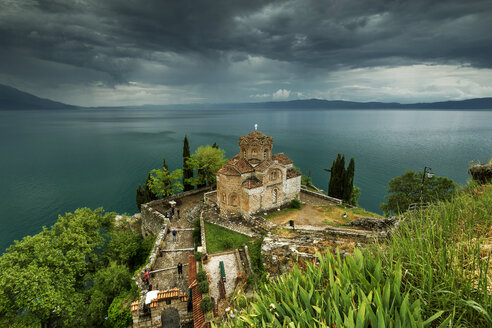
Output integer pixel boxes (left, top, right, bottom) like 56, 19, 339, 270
203, 253, 239, 302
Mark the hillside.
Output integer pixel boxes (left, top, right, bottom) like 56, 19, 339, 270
219, 183, 492, 327
0, 84, 77, 110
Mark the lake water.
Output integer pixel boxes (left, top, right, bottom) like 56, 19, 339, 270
1, 108, 491, 252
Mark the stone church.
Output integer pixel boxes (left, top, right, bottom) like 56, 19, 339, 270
216, 130, 301, 218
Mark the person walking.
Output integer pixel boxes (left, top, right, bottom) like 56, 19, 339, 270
172, 229, 177, 242
177, 208, 180, 219
144, 270, 150, 285
177, 262, 183, 279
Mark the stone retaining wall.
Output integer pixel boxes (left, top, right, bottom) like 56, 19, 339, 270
300, 187, 342, 205
133, 222, 170, 309
200, 211, 207, 254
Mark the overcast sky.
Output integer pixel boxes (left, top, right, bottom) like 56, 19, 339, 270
1, 0, 492, 106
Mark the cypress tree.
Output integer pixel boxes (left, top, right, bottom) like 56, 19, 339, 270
136, 184, 145, 211
161, 157, 172, 193
183, 135, 194, 191
343, 157, 355, 202
145, 173, 158, 201
212, 142, 218, 149
327, 153, 352, 201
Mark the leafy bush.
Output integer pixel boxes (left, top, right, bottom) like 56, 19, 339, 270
197, 270, 207, 282
194, 251, 203, 261
290, 197, 301, 209
200, 295, 213, 313
193, 218, 202, 247
106, 292, 133, 328
198, 280, 209, 294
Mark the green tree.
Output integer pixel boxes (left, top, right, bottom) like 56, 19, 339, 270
343, 158, 355, 202
105, 227, 141, 269
380, 170, 457, 215
135, 173, 158, 210
87, 262, 132, 325
147, 167, 183, 197
186, 145, 227, 187
0, 208, 114, 327
326, 154, 357, 204
183, 135, 194, 191
326, 153, 345, 199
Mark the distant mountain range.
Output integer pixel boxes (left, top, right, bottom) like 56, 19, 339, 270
0, 84, 78, 110
1, 83, 492, 110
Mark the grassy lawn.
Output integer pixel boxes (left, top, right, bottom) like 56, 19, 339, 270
204, 221, 251, 253
319, 205, 383, 226
264, 205, 304, 220
338, 205, 383, 217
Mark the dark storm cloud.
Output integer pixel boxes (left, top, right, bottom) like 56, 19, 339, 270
0, 0, 491, 104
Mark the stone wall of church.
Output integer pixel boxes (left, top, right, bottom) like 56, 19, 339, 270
217, 174, 243, 217
285, 176, 302, 201
243, 186, 264, 216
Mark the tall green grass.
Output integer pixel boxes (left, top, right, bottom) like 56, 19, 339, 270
216, 184, 491, 327
218, 249, 445, 327
377, 184, 491, 326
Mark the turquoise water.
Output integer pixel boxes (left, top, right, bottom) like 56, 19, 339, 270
1, 108, 491, 252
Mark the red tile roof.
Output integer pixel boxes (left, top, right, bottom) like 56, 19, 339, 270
255, 160, 272, 172
287, 168, 302, 179
192, 283, 205, 328
272, 153, 293, 165
189, 254, 207, 328
235, 159, 254, 173
242, 177, 263, 189
157, 288, 180, 300
239, 131, 272, 145
217, 165, 240, 176
188, 254, 196, 285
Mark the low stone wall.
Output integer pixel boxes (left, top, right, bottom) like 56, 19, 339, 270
200, 211, 207, 254
133, 222, 169, 309
204, 190, 217, 206
300, 187, 342, 205
140, 204, 168, 237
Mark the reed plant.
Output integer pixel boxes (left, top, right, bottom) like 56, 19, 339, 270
219, 248, 445, 327
378, 184, 491, 326
217, 184, 491, 327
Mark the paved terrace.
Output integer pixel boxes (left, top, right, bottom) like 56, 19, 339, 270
149, 216, 195, 293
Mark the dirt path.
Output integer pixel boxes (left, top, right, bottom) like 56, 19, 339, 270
269, 204, 355, 226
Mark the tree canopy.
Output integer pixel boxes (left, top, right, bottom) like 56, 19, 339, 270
186, 145, 227, 187
326, 154, 358, 205
147, 167, 183, 198
380, 170, 457, 215
0, 208, 151, 327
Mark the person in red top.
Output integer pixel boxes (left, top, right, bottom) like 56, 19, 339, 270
144, 270, 149, 285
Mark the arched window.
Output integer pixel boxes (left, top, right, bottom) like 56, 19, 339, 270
252, 148, 257, 157
263, 149, 268, 160
222, 193, 226, 203
271, 170, 278, 180
273, 189, 278, 203
230, 193, 238, 207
